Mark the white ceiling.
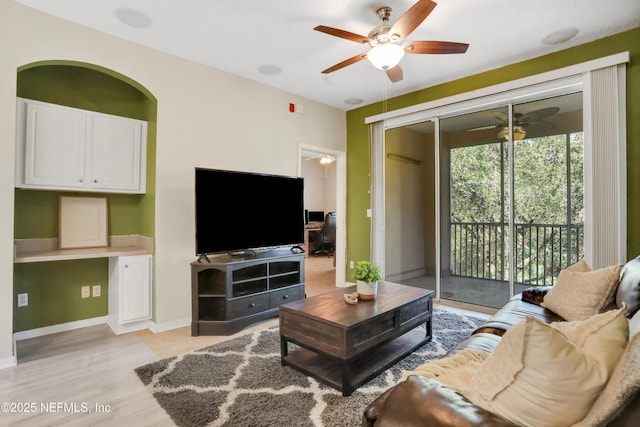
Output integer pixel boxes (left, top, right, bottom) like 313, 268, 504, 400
15, 0, 640, 111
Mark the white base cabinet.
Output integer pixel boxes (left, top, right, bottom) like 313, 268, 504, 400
15, 98, 147, 194
108, 255, 152, 335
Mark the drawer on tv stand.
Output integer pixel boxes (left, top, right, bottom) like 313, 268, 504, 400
269, 286, 303, 309
230, 294, 269, 319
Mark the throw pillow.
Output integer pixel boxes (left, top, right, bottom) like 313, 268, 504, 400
399, 348, 489, 393
567, 258, 591, 272
574, 308, 639, 426
467, 308, 628, 427
543, 263, 622, 320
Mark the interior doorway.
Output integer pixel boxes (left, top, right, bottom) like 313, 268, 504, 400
298, 144, 346, 294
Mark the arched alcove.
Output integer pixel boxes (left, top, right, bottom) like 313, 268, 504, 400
13, 61, 157, 332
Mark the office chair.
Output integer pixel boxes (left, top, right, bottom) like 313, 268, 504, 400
314, 212, 336, 256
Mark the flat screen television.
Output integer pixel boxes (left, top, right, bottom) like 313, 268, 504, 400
195, 167, 305, 256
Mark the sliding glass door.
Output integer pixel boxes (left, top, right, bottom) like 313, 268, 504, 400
383, 91, 584, 309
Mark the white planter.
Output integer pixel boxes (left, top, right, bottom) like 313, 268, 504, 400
356, 280, 378, 300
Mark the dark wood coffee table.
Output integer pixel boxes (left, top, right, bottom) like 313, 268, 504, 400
279, 282, 433, 396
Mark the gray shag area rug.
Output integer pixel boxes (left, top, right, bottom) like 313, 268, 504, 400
135, 309, 485, 427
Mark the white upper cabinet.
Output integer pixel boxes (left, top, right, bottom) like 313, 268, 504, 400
23, 101, 87, 189
89, 114, 144, 192
15, 98, 147, 194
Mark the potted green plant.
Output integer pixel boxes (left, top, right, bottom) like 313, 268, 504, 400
354, 260, 381, 300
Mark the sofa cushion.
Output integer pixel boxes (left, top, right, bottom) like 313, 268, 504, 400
467, 307, 628, 427
368, 376, 518, 427
616, 255, 640, 317
452, 332, 501, 355
543, 263, 622, 321
474, 295, 564, 336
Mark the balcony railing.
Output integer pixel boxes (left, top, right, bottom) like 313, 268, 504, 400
451, 222, 584, 286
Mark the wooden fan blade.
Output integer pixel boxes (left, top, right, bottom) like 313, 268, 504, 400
321, 53, 368, 74
314, 25, 370, 44
386, 65, 403, 83
389, 0, 437, 40
405, 41, 469, 54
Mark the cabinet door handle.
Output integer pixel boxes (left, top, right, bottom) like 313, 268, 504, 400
94, 179, 98, 183
249, 302, 256, 308
79, 178, 84, 182
283, 294, 289, 299
125, 265, 128, 268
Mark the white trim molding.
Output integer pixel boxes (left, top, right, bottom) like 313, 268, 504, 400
12, 316, 109, 342
0, 356, 17, 370
365, 52, 629, 125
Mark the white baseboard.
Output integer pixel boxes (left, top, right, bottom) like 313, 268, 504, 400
0, 355, 17, 370
13, 316, 109, 342
386, 268, 427, 282
149, 317, 190, 334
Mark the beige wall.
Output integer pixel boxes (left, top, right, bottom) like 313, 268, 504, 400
0, 1, 345, 362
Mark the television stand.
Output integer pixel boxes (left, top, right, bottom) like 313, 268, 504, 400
191, 248, 305, 335
228, 249, 257, 257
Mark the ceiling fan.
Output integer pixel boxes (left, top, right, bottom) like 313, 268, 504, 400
314, 0, 469, 83
468, 107, 560, 140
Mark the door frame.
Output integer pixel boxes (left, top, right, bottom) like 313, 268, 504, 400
298, 143, 347, 287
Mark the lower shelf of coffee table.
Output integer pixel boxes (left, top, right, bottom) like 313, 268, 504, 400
282, 327, 430, 395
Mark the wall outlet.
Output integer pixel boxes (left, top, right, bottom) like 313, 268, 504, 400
350, 260, 355, 269
81, 285, 90, 298
92, 284, 101, 297
17, 293, 28, 307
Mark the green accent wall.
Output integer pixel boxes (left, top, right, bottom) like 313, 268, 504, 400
13, 62, 157, 332
346, 27, 640, 275
13, 259, 108, 330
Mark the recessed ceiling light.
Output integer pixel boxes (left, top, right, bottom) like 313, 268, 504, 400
344, 98, 364, 105
114, 8, 152, 29
542, 27, 579, 45
257, 65, 282, 76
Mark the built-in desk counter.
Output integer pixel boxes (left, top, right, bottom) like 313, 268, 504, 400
14, 235, 154, 335
14, 235, 153, 263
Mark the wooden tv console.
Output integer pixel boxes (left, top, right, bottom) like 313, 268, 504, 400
190, 249, 305, 336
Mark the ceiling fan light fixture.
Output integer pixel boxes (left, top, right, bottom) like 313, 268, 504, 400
367, 43, 405, 70
502, 126, 527, 141
320, 155, 335, 165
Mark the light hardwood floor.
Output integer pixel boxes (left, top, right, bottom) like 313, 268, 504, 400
0, 256, 488, 426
